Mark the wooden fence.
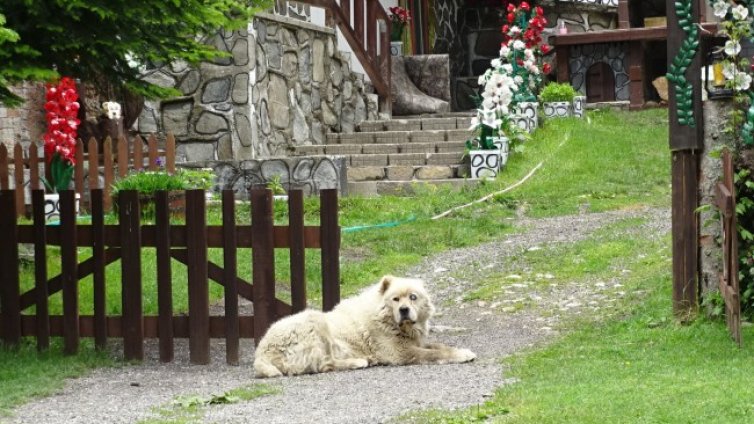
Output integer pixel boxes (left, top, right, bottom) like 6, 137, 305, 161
0, 187, 340, 365
0, 134, 176, 216
715, 148, 741, 345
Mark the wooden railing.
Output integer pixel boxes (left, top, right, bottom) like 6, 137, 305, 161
0, 134, 176, 216
303, 0, 391, 108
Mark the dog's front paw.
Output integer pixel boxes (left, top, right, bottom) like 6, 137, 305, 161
454, 348, 477, 363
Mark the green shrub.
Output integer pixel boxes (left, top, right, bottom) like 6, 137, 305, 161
111, 168, 214, 196
539, 82, 577, 103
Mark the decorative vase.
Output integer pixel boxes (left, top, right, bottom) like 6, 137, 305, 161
514, 102, 539, 132
572, 96, 586, 118
390, 41, 403, 57
469, 149, 502, 179
543, 101, 572, 118
44, 193, 80, 222
491, 136, 510, 168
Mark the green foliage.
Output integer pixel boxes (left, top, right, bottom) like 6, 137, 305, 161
538, 82, 577, 103
41, 153, 75, 192
735, 167, 754, 319
111, 168, 214, 195
266, 175, 287, 195
0, 0, 271, 106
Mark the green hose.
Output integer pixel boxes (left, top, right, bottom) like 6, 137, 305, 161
342, 215, 417, 233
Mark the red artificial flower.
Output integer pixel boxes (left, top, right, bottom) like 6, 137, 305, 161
543, 63, 552, 74
502, 24, 510, 34
520, 1, 530, 12
535, 6, 544, 16
507, 12, 515, 23
541, 44, 552, 54
507, 3, 516, 12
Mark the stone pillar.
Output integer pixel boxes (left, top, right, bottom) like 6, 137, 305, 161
699, 100, 734, 306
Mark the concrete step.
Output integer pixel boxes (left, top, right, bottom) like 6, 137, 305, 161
357, 116, 473, 132
293, 142, 465, 157
347, 178, 476, 196
347, 152, 463, 167
325, 129, 472, 145
348, 164, 469, 182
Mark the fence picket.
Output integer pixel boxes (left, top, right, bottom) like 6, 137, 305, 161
29, 143, 40, 191
117, 135, 128, 178
166, 134, 176, 174
155, 191, 174, 362
252, 188, 276, 343
289, 189, 307, 313
13, 144, 24, 216
74, 139, 84, 199
91, 189, 107, 350
320, 189, 340, 311
88, 138, 99, 192
0, 145, 8, 189
133, 135, 144, 171
60, 190, 79, 354
222, 190, 240, 365
148, 135, 158, 171
31, 190, 50, 350
0, 190, 21, 346
186, 189, 210, 364
120, 190, 144, 361
103, 137, 114, 211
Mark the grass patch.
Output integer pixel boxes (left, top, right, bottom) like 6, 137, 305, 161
140, 384, 279, 424
2, 108, 673, 413
0, 339, 113, 416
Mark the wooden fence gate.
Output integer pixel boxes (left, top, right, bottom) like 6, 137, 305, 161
0, 187, 340, 365
714, 148, 741, 346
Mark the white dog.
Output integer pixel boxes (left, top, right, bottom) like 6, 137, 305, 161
254, 275, 476, 378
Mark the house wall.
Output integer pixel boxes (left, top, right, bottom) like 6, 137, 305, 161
567, 42, 629, 100
0, 82, 46, 150
137, 13, 378, 162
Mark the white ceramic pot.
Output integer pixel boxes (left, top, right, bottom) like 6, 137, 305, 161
44, 193, 80, 222
572, 96, 586, 118
543, 101, 572, 118
514, 102, 539, 132
491, 137, 510, 168
390, 41, 403, 57
469, 149, 502, 179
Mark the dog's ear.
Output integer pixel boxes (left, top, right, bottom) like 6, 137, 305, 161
378, 275, 394, 294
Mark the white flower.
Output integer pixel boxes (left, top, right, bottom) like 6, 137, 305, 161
469, 116, 480, 130
480, 111, 502, 129
733, 72, 752, 90
510, 26, 521, 35
502, 64, 513, 74
725, 40, 741, 56
478, 74, 487, 85
723, 61, 737, 79
491, 58, 502, 68
513, 40, 525, 51
732, 4, 749, 20
514, 75, 524, 85
524, 49, 534, 59
713, 0, 729, 18
499, 46, 510, 58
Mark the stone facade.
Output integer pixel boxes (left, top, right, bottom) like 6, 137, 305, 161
568, 42, 629, 100
137, 12, 378, 162
182, 156, 348, 197
0, 82, 46, 149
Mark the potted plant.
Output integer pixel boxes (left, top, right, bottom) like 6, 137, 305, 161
111, 168, 214, 219
388, 6, 411, 56
267, 175, 288, 201
539, 82, 577, 118
465, 122, 510, 179
41, 77, 81, 222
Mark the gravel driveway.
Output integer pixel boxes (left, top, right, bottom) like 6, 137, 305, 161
6, 207, 670, 424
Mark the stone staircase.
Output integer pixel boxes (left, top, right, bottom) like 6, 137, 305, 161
292, 114, 476, 195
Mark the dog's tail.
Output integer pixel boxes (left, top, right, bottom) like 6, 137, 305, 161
253, 355, 283, 378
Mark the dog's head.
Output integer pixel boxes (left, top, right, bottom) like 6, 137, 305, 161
378, 275, 435, 334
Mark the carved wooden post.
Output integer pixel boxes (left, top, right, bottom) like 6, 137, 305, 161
666, 0, 703, 318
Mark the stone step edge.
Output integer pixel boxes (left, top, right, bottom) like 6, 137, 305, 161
294, 142, 466, 155
347, 164, 469, 182
326, 129, 473, 143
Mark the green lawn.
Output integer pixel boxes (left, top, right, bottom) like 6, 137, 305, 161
1, 108, 683, 414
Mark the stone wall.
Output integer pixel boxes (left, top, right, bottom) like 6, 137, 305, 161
567, 42, 629, 100
0, 82, 46, 149
181, 156, 348, 197
137, 12, 378, 162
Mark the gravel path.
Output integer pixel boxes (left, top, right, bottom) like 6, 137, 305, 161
7, 207, 670, 424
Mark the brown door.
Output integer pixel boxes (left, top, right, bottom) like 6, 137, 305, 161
586, 62, 616, 102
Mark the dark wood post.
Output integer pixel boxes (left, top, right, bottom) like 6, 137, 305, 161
120, 190, 144, 360
222, 190, 240, 365
667, 0, 703, 318
60, 190, 79, 354
186, 189, 210, 364
251, 188, 276, 344
31, 190, 50, 350
0, 189, 21, 347
155, 191, 174, 362
320, 189, 340, 311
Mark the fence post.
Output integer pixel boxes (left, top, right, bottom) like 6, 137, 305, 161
120, 190, 144, 361
103, 137, 114, 211
91, 188, 107, 350
13, 144, 24, 217
320, 189, 340, 311
29, 143, 40, 191
155, 190, 174, 362
31, 189, 50, 350
288, 189, 307, 313
222, 190, 240, 365
186, 189, 210, 364
0, 189, 21, 346
251, 188, 276, 343
60, 190, 79, 355
0, 144, 8, 189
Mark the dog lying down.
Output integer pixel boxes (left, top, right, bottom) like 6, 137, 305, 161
254, 275, 476, 378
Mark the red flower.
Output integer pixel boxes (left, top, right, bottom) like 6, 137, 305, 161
535, 6, 544, 16
507, 3, 516, 12
543, 63, 552, 74
520, 2, 530, 12
507, 12, 515, 23
540, 44, 552, 54
502, 24, 510, 34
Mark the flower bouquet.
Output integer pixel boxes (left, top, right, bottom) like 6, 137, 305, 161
389, 6, 411, 42
42, 77, 80, 193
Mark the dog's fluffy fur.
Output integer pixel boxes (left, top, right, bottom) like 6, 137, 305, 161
253, 275, 476, 378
